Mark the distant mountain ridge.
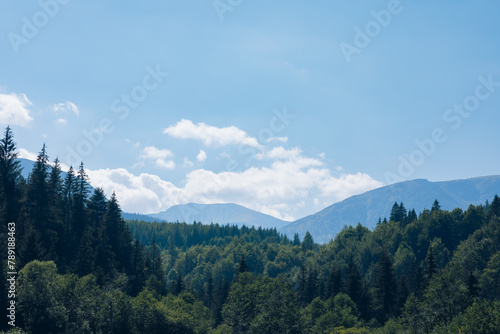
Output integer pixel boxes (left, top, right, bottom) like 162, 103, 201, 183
19, 158, 500, 244
150, 203, 290, 229
281, 175, 500, 244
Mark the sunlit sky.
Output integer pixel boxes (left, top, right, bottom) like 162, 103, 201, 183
1, 1, 499, 220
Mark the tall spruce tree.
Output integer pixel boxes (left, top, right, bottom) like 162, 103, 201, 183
373, 251, 396, 321
238, 254, 249, 274
424, 246, 438, 283
48, 158, 64, 263
24, 145, 54, 260
0, 126, 22, 225
326, 265, 342, 298
344, 259, 364, 311
103, 192, 133, 274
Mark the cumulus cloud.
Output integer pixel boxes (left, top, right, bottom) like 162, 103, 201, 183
51, 101, 79, 116
142, 146, 173, 160
0, 93, 33, 127
55, 118, 67, 126
18, 148, 38, 161
141, 146, 175, 170
256, 146, 302, 160
163, 119, 260, 148
197, 150, 207, 162
87, 168, 185, 214
86, 154, 382, 220
266, 136, 288, 143
183, 158, 194, 168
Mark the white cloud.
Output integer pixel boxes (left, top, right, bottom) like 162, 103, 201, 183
51, 101, 79, 116
140, 146, 175, 169
197, 150, 207, 162
266, 136, 288, 143
0, 93, 33, 127
142, 146, 173, 160
86, 154, 382, 220
141, 146, 175, 170
55, 118, 67, 126
155, 159, 175, 170
18, 148, 38, 161
256, 146, 302, 160
183, 157, 194, 168
319, 172, 383, 200
163, 119, 260, 148
87, 168, 185, 214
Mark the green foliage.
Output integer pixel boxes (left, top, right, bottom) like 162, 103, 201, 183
301, 294, 361, 333
222, 272, 301, 333
447, 299, 500, 334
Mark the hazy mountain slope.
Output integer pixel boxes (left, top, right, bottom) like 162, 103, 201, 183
282, 176, 500, 244
151, 203, 290, 229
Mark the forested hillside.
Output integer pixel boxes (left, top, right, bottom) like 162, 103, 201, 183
1, 126, 500, 333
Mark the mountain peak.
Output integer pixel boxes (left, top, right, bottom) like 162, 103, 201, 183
150, 203, 289, 229
281, 175, 500, 244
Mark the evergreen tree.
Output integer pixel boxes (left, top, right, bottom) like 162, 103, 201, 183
71, 162, 90, 247
407, 208, 417, 223
292, 233, 301, 246
297, 265, 307, 303
304, 267, 319, 304
88, 187, 107, 228
48, 158, 64, 263
465, 269, 479, 300
373, 251, 396, 321
0, 126, 23, 224
424, 246, 438, 282
145, 236, 166, 295
344, 259, 364, 311
61, 166, 76, 269
390, 202, 407, 223
213, 277, 230, 324
205, 272, 214, 309
103, 192, 133, 273
238, 254, 249, 273
75, 226, 96, 276
129, 239, 146, 296
24, 144, 54, 259
431, 199, 441, 212
173, 273, 184, 295
326, 265, 342, 299
488, 194, 500, 219
301, 231, 314, 251
390, 202, 399, 222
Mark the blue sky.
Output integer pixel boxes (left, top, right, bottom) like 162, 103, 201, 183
1, 0, 499, 220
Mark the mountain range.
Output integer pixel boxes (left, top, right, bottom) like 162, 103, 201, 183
148, 203, 290, 230
281, 176, 500, 243
18, 158, 500, 244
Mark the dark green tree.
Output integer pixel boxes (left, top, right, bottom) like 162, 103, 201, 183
373, 251, 396, 321
0, 126, 23, 225
325, 265, 342, 299
301, 231, 314, 251
424, 246, 438, 282
431, 199, 441, 212
238, 254, 249, 274
344, 259, 365, 316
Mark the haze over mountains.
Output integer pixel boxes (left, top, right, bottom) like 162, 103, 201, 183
19, 158, 500, 244
282, 176, 500, 243
141, 176, 500, 244
149, 203, 290, 229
